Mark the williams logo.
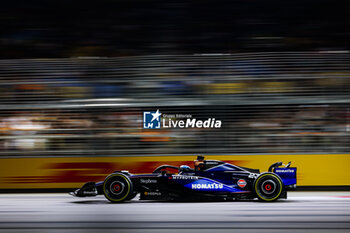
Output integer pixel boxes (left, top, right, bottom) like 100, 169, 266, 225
143, 110, 162, 129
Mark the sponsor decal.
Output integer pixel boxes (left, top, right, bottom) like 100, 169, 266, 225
144, 192, 162, 196
172, 175, 198, 180
140, 179, 157, 184
191, 183, 224, 189
206, 161, 219, 165
248, 173, 258, 179
186, 179, 250, 192
187, 178, 227, 191
275, 169, 295, 173
237, 179, 247, 188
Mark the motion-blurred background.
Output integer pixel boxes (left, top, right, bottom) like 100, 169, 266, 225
0, 0, 349, 190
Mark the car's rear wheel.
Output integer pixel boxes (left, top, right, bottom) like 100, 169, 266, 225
254, 173, 283, 201
103, 173, 133, 203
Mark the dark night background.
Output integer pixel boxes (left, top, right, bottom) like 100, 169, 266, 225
0, 0, 348, 58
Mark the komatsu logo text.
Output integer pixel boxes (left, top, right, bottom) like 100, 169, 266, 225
191, 183, 224, 189
275, 169, 295, 173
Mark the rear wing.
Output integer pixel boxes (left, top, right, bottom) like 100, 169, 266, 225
269, 162, 297, 190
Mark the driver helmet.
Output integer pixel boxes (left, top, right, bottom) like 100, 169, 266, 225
194, 155, 205, 171
179, 165, 191, 173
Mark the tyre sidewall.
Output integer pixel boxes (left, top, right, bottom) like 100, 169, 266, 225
254, 173, 283, 201
126, 192, 137, 201
103, 173, 133, 203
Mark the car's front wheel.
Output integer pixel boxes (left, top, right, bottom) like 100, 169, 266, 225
254, 173, 283, 201
126, 192, 138, 201
103, 173, 133, 203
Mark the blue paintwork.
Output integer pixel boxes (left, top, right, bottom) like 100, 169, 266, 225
273, 168, 297, 186
126, 161, 296, 194
80, 160, 297, 201
205, 164, 241, 172
184, 177, 249, 193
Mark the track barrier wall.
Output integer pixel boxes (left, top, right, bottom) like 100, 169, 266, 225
0, 154, 349, 189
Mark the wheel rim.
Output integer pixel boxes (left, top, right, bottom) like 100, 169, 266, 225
103, 174, 132, 202
110, 181, 124, 195
261, 179, 276, 195
255, 173, 282, 201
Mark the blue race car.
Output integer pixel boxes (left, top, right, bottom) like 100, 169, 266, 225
70, 156, 297, 202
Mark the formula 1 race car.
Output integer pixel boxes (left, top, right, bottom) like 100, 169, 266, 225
70, 156, 297, 202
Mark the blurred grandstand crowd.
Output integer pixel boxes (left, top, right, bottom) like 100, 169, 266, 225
0, 105, 348, 156
0, 53, 349, 156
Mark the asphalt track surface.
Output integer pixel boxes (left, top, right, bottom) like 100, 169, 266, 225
0, 192, 349, 233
